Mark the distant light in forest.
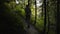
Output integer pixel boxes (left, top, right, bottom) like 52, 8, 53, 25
37, 0, 42, 7
16, 0, 19, 4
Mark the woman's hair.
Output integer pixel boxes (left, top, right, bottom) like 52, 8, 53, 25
26, 5, 29, 7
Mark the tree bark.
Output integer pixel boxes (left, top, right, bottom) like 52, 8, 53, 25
56, 0, 60, 34
34, 0, 37, 25
43, 0, 47, 34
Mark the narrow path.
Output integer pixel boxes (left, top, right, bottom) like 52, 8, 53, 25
18, 13, 39, 34
14, 12, 39, 34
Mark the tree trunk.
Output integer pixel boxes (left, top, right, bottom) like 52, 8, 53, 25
46, 1, 50, 34
43, 0, 47, 34
47, 11, 50, 34
56, 0, 60, 34
34, 0, 37, 25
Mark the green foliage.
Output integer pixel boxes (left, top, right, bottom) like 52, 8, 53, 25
0, 0, 58, 34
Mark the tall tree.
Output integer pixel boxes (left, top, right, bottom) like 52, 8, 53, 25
56, 0, 60, 34
43, 0, 47, 34
34, 0, 37, 25
46, 0, 50, 34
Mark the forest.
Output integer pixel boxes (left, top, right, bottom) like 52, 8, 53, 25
0, 0, 60, 34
